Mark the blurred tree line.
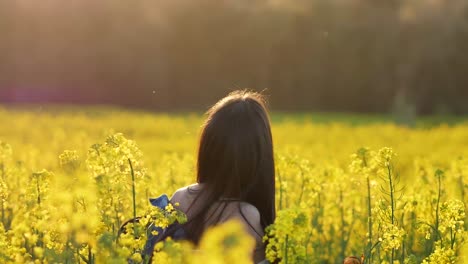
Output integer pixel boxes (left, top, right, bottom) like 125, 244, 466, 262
0, 0, 467, 114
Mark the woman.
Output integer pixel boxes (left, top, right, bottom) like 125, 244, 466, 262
170, 90, 276, 263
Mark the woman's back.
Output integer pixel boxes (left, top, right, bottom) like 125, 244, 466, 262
170, 183, 266, 263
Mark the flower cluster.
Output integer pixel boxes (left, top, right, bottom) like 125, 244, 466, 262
59, 150, 81, 173
439, 199, 465, 235
264, 206, 310, 263
422, 243, 457, 264
378, 222, 406, 251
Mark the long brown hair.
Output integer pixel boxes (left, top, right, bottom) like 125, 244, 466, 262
184, 90, 276, 243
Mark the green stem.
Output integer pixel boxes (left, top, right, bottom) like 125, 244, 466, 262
339, 189, 346, 258
434, 171, 442, 243
88, 245, 93, 264
451, 228, 456, 250
387, 165, 395, 225
387, 164, 395, 263
278, 168, 283, 210
36, 174, 41, 206
366, 176, 373, 264
284, 234, 289, 264
128, 159, 137, 236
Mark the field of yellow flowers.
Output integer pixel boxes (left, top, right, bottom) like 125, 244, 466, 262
0, 107, 467, 264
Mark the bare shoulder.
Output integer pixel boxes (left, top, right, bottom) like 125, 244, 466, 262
170, 186, 187, 202
171, 183, 198, 199
229, 202, 263, 238
170, 183, 201, 212
239, 202, 261, 223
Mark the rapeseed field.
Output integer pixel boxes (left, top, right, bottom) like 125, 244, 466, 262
0, 107, 467, 263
